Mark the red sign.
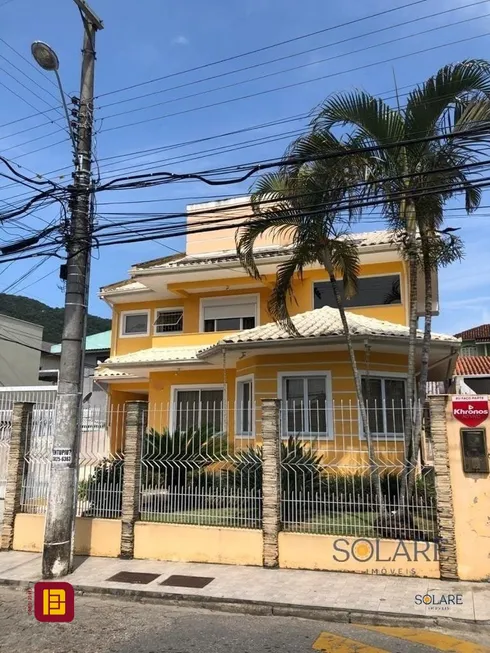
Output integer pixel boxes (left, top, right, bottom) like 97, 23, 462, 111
33, 582, 74, 622
452, 396, 489, 427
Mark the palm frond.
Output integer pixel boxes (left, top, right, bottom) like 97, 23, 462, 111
313, 90, 405, 152
267, 244, 319, 335
405, 59, 490, 141
326, 237, 361, 299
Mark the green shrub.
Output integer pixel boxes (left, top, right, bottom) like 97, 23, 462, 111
84, 456, 124, 518
143, 426, 228, 491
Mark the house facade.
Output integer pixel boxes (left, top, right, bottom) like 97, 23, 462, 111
96, 198, 459, 447
0, 313, 44, 387
455, 323, 490, 357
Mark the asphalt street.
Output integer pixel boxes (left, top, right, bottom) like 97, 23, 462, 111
0, 586, 488, 653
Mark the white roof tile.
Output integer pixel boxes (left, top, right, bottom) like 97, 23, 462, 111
105, 346, 205, 366
130, 230, 394, 272
94, 368, 138, 378
217, 306, 459, 345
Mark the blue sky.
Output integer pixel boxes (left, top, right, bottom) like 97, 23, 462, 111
0, 0, 489, 335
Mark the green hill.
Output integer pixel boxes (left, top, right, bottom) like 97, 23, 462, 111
0, 293, 111, 344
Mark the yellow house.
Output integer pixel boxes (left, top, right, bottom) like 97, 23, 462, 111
96, 197, 460, 450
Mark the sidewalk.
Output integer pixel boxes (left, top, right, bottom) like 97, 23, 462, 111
0, 551, 489, 630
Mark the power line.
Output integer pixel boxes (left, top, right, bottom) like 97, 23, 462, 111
99, 31, 490, 136
0, 36, 67, 96
97, 8, 489, 126
0, 0, 434, 139
3, 49, 488, 200
96, 0, 436, 100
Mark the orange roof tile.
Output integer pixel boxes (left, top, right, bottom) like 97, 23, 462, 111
454, 324, 490, 341
455, 356, 490, 376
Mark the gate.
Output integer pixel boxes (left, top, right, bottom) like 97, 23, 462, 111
0, 387, 58, 521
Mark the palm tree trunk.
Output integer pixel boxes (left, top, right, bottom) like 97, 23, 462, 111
322, 251, 385, 513
399, 252, 418, 507
407, 245, 433, 498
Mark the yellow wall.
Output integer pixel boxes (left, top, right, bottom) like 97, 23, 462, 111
236, 350, 407, 461
12, 514, 122, 557
134, 522, 263, 565
111, 261, 406, 358
445, 400, 490, 581
109, 387, 148, 451
278, 532, 440, 578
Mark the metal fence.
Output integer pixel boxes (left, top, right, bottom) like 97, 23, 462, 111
0, 388, 57, 503
20, 403, 123, 518
140, 404, 261, 529
16, 397, 436, 541
279, 399, 436, 541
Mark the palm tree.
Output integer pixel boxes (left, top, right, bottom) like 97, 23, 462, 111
236, 146, 385, 508
310, 59, 490, 500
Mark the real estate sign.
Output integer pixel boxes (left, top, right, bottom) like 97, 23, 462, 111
452, 395, 489, 427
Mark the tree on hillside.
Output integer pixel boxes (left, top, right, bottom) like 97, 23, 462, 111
0, 293, 111, 343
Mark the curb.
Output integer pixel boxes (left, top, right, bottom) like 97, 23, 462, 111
0, 577, 488, 632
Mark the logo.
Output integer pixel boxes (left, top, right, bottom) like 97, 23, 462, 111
415, 593, 463, 610
33, 582, 74, 622
452, 396, 489, 427
333, 538, 440, 564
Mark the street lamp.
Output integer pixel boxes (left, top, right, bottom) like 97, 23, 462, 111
31, 41, 77, 152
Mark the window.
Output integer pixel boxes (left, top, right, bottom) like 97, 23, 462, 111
120, 311, 149, 336
461, 345, 483, 357
204, 316, 255, 332
281, 374, 330, 437
201, 295, 258, 332
314, 275, 401, 309
361, 376, 406, 437
236, 377, 253, 436
173, 388, 224, 434
154, 309, 183, 334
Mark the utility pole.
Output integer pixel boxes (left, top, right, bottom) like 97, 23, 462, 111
42, 0, 103, 579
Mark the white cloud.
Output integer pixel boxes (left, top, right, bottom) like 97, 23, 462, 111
172, 35, 189, 46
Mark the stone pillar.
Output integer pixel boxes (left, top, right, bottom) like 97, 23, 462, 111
261, 399, 281, 568
1, 402, 33, 550
429, 395, 458, 580
120, 401, 147, 559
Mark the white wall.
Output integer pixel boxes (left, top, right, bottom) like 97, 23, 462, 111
0, 314, 43, 386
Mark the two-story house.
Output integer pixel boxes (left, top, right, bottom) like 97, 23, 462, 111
96, 197, 460, 445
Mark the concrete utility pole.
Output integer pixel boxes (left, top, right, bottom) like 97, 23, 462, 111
42, 0, 103, 579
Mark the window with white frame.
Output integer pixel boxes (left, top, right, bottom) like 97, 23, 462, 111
154, 309, 183, 334
120, 311, 149, 336
201, 295, 257, 332
236, 377, 253, 436
361, 376, 406, 437
173, 387, 224, 434
461, 345, 479, 357
281, 374, 330, 437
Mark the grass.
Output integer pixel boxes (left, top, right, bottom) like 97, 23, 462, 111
140, 508, 437, 539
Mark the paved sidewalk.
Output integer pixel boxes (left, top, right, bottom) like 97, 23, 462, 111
0, 551, 489, 629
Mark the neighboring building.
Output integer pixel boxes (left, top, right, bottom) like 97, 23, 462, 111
95, 197, 459, 444
455, 324, 490, 357
44, 330, 111, 409
0, 313, 44, 386
453, 356, 490, 395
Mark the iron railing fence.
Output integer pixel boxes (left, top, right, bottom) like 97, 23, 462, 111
20, 403, 124, 518
0, 388, 57, 502
279, 399, 436, 541
140, 403, 261, 529
16, 397, 436, 540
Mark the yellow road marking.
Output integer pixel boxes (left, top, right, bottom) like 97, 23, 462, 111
360, 626, 490, 652
312, 631, 390, 652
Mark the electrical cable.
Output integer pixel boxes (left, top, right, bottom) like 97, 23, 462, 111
97, 9, 489, 126
99, 31, 490, 136
96, 0, 437, 100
